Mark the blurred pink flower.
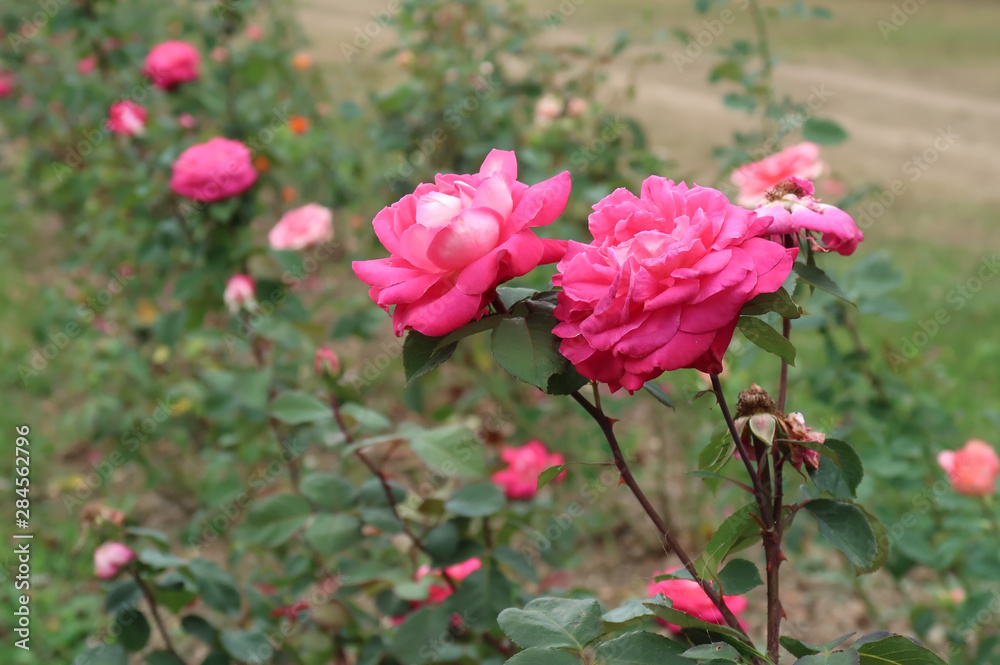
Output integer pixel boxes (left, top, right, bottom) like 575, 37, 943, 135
315, 346, 340, 376
177, 113, 196, 129
648, 566, 748, 632
732, 143, 824, 207
392, 557, 483, 625
223, 274, 256, 313
353, 149, 570, 337
268, 203, 333, 251
534, 94, 563, 126
143, 40, 200, 90
754, 177, 863, 256
553, 178, 796, 392
938, 440, 999, 496
94, 542, 135, 579
169, 138, 257, 202
245, 24, 265, 41
107, 101, 147, 136
0, 70, 15, 98
77, 54, 97, 75
566, 97, 588, 117
491, 440, 566, 500
784, 412, 825, 471
210, 46, 228, 63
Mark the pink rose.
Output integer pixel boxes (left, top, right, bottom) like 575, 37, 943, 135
731, 142, 824, 207
0, 70, 14, 98
938, 439, 999, 496
534, 94, 563, 126
392, 557, 483, 625
245, 24, 265, 41
77, 54, 97, 75
784, 412, 825, 471
94, 542, 135, 579
178, 113, 197, 129
491, 440, 566, 500
353, 150, 571, 337
648, 566, 748, 632
223, 274, 256, 313
315, 346, 340, 376
754, 178, 863, 256
552, 178, 797, 393
268, 203, 334, 251
169, 138, 257, 202
143, 40, 200, 90
107, 101, 147, 136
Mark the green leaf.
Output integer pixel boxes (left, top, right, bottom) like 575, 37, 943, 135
723, 92, 756, 112
410, 426, 486, 478
300, 472, 357, 512
269, 390, 332, 425
506, 648, 582, 665
491, 315, 571, 390
698, 429, 734, 473
445, 483, 506, 517
537, 464, 567, 490
432, 314, 507, 352
446, 565, 515, 631
77, 645, 128, 665
793, 263, 854, 305
545, 364, 590, 395
339, 402, 393, 433
200, 651, 230, 665
105, 580, 141, 613
716, 559, 763, 595
126, 527, 170, 546
782, 634, 854, 658
810, 439, 864, 499
271, 249, 305, 277
498, 597, 604, 651
602, 599, 656, 628
694, 504, 758, 580
803, 499, 878, 568
188, 560, 241, 616
403, 331, 457, 383
741, 289, 802, 319
803, 118, 848, 144
306, 514, 362, 554
795, 653, 860, 665
138, 549, 188, 569
241, 494, 312, 546
181, 615, 218, 646
681, 642, 741, 661
497, 287, 538, 309
220, 628, 272, 662
643, 602, 759, 659
596, 630, 688, 664
391, 605, 452, 664
709, 60, 743, 83
117, 609, 151, 651
643, 382, 674, 409
146, 651, 186, 665
853, 505, 890, 576
856, 635, 947, 665
738, 317, 796, 366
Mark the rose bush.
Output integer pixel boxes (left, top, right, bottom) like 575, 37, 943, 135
143, 40, 201, 90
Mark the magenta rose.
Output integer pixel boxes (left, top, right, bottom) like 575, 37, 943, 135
491, 440, 566, 500
268, 203, 334, 250
754, 178, 863, 256
553, 178, 797, 393
143, 40, 200, 90
94, 541, 135, 579
169, 138, 257, 202
353, 149, 571, 337
648, 566, 748, 632
107, 101, 147, 136
731, 142, 824, 207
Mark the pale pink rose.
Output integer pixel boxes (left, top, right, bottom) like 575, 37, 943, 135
268, 203, 333, 251
245, 24, 264, 41
210, 46, 228, 63
0, 70, 14, 98
553, 178, 797, 393
754, 177, 863, 256
169, 138, 257, 202
732, 142, 824, 207
77, 54, 97, 75
491, 440, 566, 500
566, 97, 588, 117
938, 440, 999, 496
143, 40, 200, 90
648, 566, 748, 632
823, 178, 847, 198
107, 101, 147, 136
784, 412, 824, 471
353, 150, 571, 337
315, 346, 340, 376
534, 94, 563, 126
94, 542, 135, 579
178, 113, 196, 129
223, 274, 256, 313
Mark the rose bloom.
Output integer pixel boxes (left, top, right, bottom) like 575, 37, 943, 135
223, 274, 256, 313
938, 439, 999, 496
784, 412, 824, 471
648, 566, 748, 632
94, 542, 136, 579
0, 70, 14, 98
755, 177, 863, 256
107, 101, 147, 136
491, 440, 566, 500
245, 24, 265, 41
315, 346, 340, 376
391, 557, 482, 625
731, 142, 824, 207
77, 54, 97, 75
178, 113, 196, 129
553, 178, 796, 393
534, 94, 563, 127
169, 138, 257, 202
269, 203, 333, 251
143, 40, 201, 90
353, 149, 571, 337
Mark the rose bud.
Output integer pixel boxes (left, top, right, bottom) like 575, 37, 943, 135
94, 542, 136, 579
223, 274, 257, 313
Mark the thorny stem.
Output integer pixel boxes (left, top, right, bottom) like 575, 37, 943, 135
132, 569, 183, 660
569, 390, 753, 644
765, 449, 786, 663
